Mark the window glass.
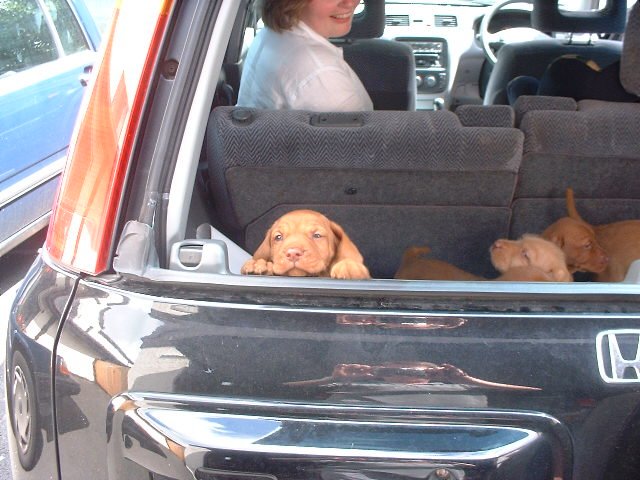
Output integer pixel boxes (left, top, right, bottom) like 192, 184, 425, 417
45, 0, 88, 54
0, 0, 57, 76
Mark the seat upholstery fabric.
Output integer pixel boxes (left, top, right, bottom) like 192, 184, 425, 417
206, 107, 523, 278
342, 39, 417, 110
339, 0, 417, 110
484, 40, 623, 105
621, 2, 640, 96
484, 0, 627, 105
455, 104, 515, 127
511, 99, 640, 238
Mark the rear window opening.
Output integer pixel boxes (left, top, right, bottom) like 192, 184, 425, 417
109, 0, 640, 293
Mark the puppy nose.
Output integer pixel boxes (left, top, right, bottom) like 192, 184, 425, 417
285, 248, 303, 261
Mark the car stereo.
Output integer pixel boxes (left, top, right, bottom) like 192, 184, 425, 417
397, 38, 448, 94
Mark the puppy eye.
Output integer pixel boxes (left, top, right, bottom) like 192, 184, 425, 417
521, 249, 529, 259
312, 232, 322, 239
584, 242, 592, 250
274, 234, 283, 241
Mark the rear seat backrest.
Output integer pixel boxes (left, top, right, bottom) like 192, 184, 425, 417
511, 96, 640, 238
511, 3, 640, 238
513, 95, 577, 126
455, 104, 515, 127
206, 107, 523, 278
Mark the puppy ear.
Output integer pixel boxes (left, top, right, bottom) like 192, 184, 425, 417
252, 227, 273, 261
549, 234, 564, 248
329, 221, 364, 264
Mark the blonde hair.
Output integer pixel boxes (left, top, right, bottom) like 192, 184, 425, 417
256, 0, 309, 32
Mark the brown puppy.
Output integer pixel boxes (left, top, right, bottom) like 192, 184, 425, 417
561, 188, 640, 282
394, 246, 483, 280
490, 235, 573, 282
541, 189, 609, 274
241, 210, 370, 279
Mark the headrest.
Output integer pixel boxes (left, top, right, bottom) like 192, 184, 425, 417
532, 0, 627, 33
513, 95, 577, 126
342, 0, 385, 39
456, 105, 515, 127
621, 2, 640, 95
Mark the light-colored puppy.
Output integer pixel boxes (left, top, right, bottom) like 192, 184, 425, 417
542, 189, 609, 274
241, 210, 370, 279
490, 235, 573, 282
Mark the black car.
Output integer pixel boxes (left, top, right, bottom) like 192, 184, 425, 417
5, 0, 640, 479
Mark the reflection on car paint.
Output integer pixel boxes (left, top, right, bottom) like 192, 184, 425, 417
285, 361, 541, 390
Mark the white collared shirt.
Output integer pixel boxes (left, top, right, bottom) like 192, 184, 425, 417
237, 22, 373, 111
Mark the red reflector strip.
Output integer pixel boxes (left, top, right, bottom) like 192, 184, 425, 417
46, 0, 174, 274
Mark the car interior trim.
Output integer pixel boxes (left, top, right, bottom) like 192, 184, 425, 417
79, 270, 640, 311
165, 0, 240, 254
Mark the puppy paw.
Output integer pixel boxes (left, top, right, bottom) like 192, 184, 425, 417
241, 258, 274, 275
330, 260, 371, 280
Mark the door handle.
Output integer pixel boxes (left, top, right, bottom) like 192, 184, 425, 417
79, 65, 93, 87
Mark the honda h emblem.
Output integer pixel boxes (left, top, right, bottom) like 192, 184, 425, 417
596, 330, 640, 384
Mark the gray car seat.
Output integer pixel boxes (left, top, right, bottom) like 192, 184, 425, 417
483, 0, 627, 105
206, 107, 523, 278
339, 0, 417, 110
510, 2, 640, 240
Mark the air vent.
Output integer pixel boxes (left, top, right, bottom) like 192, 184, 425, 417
385, 15, 410, 26
435, 15, 457, 27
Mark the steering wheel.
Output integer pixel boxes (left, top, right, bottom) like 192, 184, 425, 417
479, 0, 550, 64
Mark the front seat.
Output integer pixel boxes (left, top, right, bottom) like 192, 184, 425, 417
338, 0, 417, 110
621, 0, 640, 97
483, 0, 627, 105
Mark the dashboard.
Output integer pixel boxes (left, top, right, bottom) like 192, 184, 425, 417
381, 2, 533, 110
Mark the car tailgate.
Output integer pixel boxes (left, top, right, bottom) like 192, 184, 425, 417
54, 280, 640, 480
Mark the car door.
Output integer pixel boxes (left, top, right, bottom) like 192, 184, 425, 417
0, 0, 100, 255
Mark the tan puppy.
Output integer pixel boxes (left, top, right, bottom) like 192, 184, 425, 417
542, 189, 609, 274
394, 246, 483, 280
490, 235, 573, 282
241, 210, 370, 279
561, 188, 640, 282
395, 240, 571, 282
493, 265, 558, 282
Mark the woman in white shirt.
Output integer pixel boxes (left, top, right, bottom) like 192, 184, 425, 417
237, 0, 374, 111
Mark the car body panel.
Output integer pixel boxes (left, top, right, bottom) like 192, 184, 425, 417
37, 268, 640, 479
5, 255, 79, 477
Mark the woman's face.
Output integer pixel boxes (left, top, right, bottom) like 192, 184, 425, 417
299, 0, 361, 38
